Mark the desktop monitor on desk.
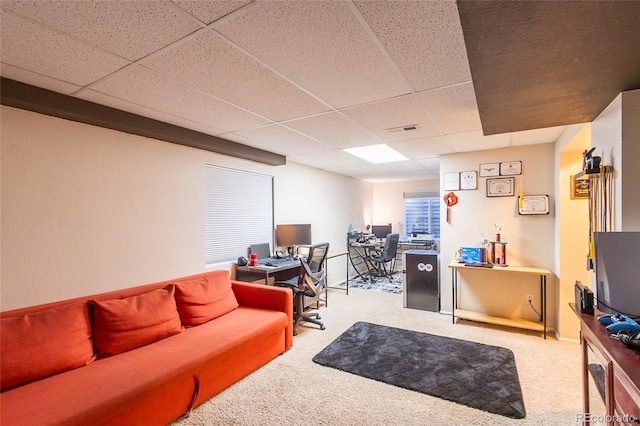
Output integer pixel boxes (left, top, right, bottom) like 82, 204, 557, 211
371, 224, 392, 240
276, 224, 312, 255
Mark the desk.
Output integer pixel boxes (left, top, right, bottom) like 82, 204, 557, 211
347, 241, 381, 282
327, 250, 349, 293
235, 261, 300, 286
571, 304, 640, 425
449, 262, 551, 339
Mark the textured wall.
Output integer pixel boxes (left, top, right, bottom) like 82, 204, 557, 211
1, 106, 370, 310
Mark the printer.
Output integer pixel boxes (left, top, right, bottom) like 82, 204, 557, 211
410, 233, 437, 250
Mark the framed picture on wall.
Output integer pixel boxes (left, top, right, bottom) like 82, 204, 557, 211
460, 171, 477, 190
486, 177, 515, 197
479, 163, 500, 177
518, 194, 550, 215
443, 172, 460, 190
500, 161, 522, 176
570, 175, 590, 199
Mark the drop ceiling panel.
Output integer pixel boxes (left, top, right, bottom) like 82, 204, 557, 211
355, 0, 471, 91
0, 64, 81, 95
1, 0, 204, 61
389, 136, 455, 159
78, 90, 226, 137
288, 149, 370, 170
213, 1, 411, 109
415, 157, 441, 174
341, 95, 440, 142
88, 64, 268, 132
142, 30, 329, 122
417, 83, 482, 135
234, 124, 331, 156
174, 0, 252, 25
445, 131, 510, 153
0, 12, 130, 86
282, 112, 379, 149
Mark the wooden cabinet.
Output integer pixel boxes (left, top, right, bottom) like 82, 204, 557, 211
572, 304, 640, 425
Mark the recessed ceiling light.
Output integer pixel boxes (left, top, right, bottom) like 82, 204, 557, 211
344, 144, 408, 164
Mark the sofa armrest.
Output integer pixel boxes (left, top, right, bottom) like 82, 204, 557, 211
231, 281, 293, 350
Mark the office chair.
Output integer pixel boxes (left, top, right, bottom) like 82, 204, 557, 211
274, 257, 326, 335
365, 233, 399, 281
305, 242, 329, 308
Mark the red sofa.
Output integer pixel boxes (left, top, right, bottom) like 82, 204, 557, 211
0, 270, 293, 425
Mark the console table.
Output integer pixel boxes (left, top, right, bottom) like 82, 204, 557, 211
571, 304, 640, 425
449, 262, 551, 339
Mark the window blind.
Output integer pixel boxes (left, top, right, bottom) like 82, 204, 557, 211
403, 191, 440, 238
204, 165, 273, 265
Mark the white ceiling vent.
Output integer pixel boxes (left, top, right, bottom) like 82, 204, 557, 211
386, 124, 419, 133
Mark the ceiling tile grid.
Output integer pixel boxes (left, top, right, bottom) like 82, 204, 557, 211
341, 95, 441, 143
212, 0, 412, 109
233, 124, 333, 157
86, 64, 269, 132
281, 112, 381, 149
0, 12, 130, 86
141, 29, 330, 122
354, 0, 471, 91
0, 63, 82, 95
78, 89, 227, 137
173, 0, 253, 25
0, 0, 608, 183
1, 0, 204, 61
417, 82, 483, 135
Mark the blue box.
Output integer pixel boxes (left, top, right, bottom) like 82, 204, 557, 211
460, 247, 484, 263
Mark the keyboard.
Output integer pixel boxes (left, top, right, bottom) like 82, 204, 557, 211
257, 257, 298, 267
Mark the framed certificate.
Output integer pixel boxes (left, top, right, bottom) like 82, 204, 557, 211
500, 161, 522, 176
460, 171, 477, 190
486, 177, 515, 197
479, 163, 500, 177
518, 195, 550, 215
443, 172, 460, 190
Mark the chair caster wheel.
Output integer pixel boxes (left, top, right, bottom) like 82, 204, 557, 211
320, 325, 326, 330
316, 315, 321, 319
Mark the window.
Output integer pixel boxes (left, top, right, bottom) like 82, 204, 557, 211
403, 191, 440, 239
204, 165, 273, 265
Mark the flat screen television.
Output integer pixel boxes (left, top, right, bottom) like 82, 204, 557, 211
276, 224, 312, 254
594, 231, 640, 317
371, 224, 392, 239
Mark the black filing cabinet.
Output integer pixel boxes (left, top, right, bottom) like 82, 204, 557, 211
403, 249, 440, 312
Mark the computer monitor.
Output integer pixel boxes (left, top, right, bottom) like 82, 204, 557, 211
371, 224, 392, 240
594, 231, 640, 317
276, 224, 311, 254
249, 243, 271, 260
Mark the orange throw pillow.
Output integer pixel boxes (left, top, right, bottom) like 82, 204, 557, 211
174, 270, 239, 326
90, 285, 182, 356
1, 303, 95, 390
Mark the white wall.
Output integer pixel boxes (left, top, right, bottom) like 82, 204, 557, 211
0, 106, 370, 310
439, 144, 557, 327
591, 89, 640, 231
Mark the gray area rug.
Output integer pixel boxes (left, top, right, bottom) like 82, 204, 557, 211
312, 321, 526, 419
336, 272, 403, 294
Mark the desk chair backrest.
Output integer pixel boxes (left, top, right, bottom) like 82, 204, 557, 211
307, 242, 330, 273
295, 258, 317, 295
381, 233, 400, 261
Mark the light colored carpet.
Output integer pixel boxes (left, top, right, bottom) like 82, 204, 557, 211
171, 288, 582, 426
